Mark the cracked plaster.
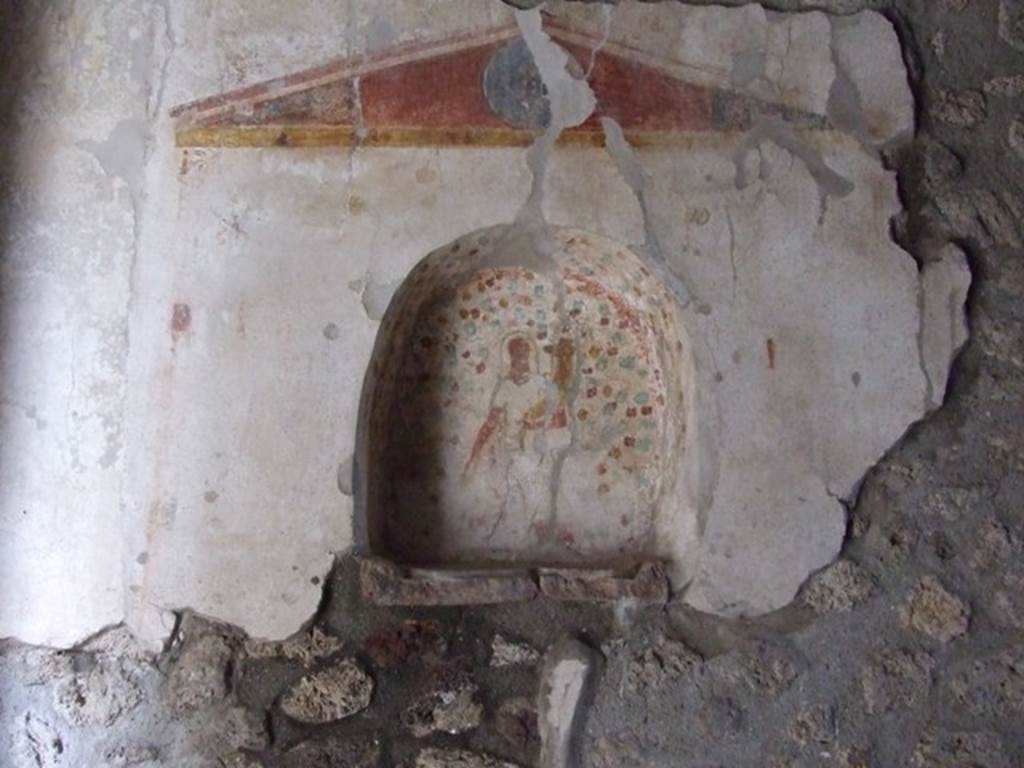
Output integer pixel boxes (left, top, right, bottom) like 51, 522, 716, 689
0, 0, 968, 648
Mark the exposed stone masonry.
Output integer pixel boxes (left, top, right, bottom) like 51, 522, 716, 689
3, 0, 1024, 766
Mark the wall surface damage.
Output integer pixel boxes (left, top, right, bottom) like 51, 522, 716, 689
4, 0, 1023, 765
1, 0, 968, 647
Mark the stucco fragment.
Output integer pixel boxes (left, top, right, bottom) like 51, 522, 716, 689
830, 12, 915, 144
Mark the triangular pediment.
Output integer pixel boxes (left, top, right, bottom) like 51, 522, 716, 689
172, 19, 822, 149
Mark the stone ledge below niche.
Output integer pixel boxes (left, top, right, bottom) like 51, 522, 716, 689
359, 557, 669, 606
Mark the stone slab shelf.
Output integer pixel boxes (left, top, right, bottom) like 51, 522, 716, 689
359, 557, 669, 606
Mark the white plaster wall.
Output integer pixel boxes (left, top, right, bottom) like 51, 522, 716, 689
0, 0, 965, 648
0, 0, 159, 647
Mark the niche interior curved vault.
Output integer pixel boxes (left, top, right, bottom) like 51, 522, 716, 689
354, 225, 695, 605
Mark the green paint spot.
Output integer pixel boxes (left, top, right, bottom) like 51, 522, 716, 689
612, 332, 626, 344
637, 438, 654, 452
534, 284, 545, 297
466, 322, 477, 337
599, 303, 610, 315
602, 402, 617, 415
619, 356, 636, 370
640, 420, 657, 431
634, 392, 650, 405
596, 358, 608, 371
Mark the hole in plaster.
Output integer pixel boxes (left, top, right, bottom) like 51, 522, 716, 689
354, 225, 694, 604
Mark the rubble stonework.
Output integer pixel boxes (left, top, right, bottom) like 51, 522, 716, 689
0, 0, 1022, 766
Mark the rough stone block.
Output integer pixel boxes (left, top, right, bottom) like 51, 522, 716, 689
279, 659, 373, 723
491, 634, 541, 667
403, 674, 483, 737
799, 560, 876, 614
899, 576, 971, 643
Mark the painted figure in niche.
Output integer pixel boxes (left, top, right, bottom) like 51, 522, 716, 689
463, 332, 574, 542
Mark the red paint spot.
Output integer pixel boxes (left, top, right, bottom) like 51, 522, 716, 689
766, 338, 777, 370
508, 336, 532, 384
549, 408, 568, 429
598, 484, 610, 496
476, 362, 487, 374
559, 529, 576, 545
171, 303, 191, 333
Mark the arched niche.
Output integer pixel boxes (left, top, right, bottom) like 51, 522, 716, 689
354, 225, 695, 604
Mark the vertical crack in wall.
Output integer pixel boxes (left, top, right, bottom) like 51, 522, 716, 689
585, 4, 613, 79
825, 19, 868, 145
600, 117, 694, 309
151, 0, 178, 123
514, 7, 596, 228
915, 274, 938, 411
599, 121, 724, 554
480, 7, 601, 550
117, 0, 178, 636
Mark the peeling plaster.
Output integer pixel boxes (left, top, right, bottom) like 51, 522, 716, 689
0, 0, 970, 649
